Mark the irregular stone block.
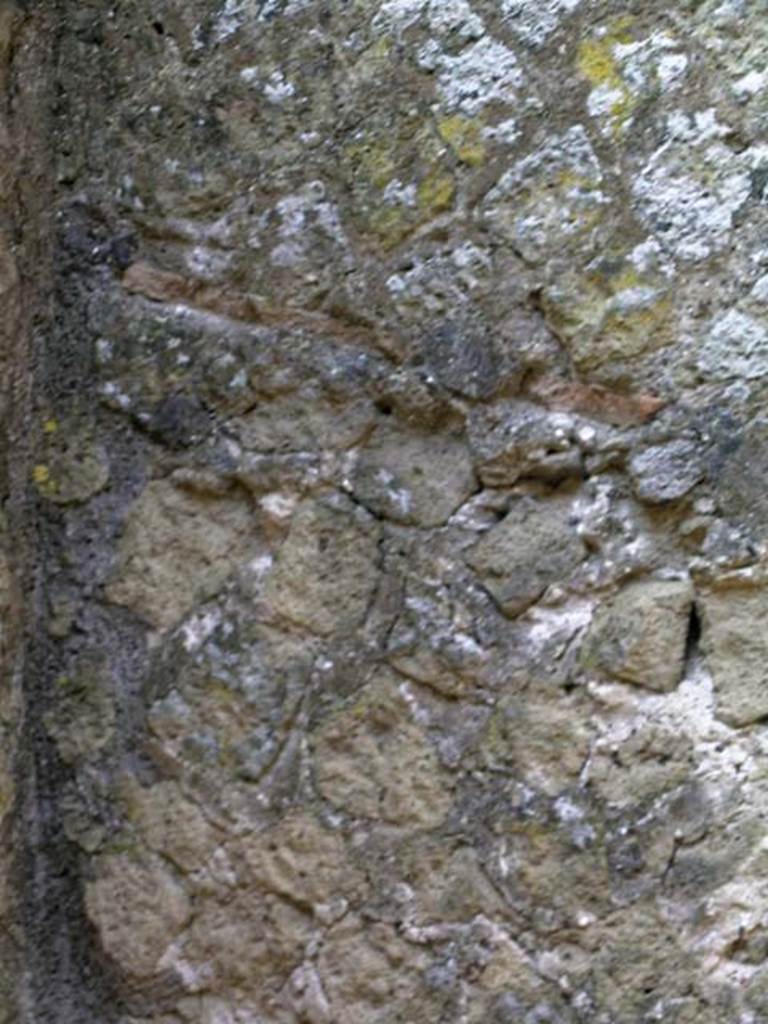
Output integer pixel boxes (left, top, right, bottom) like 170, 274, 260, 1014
581, 578, 693, 691
629, 439, 705, 504
319, 916, 436, 1024
85, 852, 191, 978
424, 320, 498, 399
311, 676, 451, 828
265, 496, 380, 636
239, 391, 374, 452
589, 725, 694, 806
700, 586, 768, 727
105, 481, 255, 631
180, 889, 312, 998
238, 812, 366, 910
481, 699, 592, 794
468, 400, 581, 486
125, 781, 221, 874
465, 497, 585, 616
389, 839, 505, 924
352, 425, 476, 526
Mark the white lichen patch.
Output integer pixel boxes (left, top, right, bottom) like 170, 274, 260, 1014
269, 181, 349, 269
499, 0, 582, 48
580, 29, 688, 139
631, 136, 756, 263
210, 0, 311, 41
212, 0, 246, 42
750, 273, 768, 303
732, 68, 767, 101
482, 116, 521, 146
180, 608, 223, 653
385, 241, 492, 314
370, 0, 425, 37
185, 244, 233, 282
371, 0, 483, 43
263, 69, 296, 104
482, 126, 610, 264
698, 309, 768, 381
418, 35, 525, 115
427, 0, 485, 42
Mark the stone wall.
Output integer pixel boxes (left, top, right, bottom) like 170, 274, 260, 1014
4, 0, 768, 1021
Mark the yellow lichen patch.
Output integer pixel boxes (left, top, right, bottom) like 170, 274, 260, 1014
417, 167, 455, 215
43, 418, 58, 434
577, 36, 623, 90
345, 137, 397, 190
437, 114, 486, 167
33, 464, 58, 498
542, 263, 673, 379
612, 266, 642, 291
369, 204, 412, 249
577, 19, 638, 140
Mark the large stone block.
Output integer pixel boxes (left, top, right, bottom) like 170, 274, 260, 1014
352, 424, 476, 526
465, 497, 585, 616
105, 481, 255, 631
265, 496, 381, 636
581, 579, 693, 692
700, 586, 768, 727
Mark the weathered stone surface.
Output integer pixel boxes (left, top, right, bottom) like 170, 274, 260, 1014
33, 424, 110, 505
311, 676, 452, 827
581, 579, 693, 691
385, 571, 493, 696
42, 661, 116, 764
700, 586, 768, 727
265, 496, 381, 635
481, 698, 592, 794
318, 917, 437, 1024
238, 812, 366, 910
179, 889, 313, 1004
238, 391, 375, 454
105, 480, 255, 631
469, 400, 582, 486
85, 852, 191, 979
590, 724, 694, 806
352, 424, 476, 526
465, 497, 586, 616
9, 0, 768, 1019
390, 838, 506, 924
124, 781, 221, 874
629, 438, 705, 504
423, 320, 499, 400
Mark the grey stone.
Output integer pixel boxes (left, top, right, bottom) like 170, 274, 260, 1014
352, 425, 476, 526
424, 320, 499, 400
469, 400, 582, 486
465, 498, 586, 616
629, 439, 705, 504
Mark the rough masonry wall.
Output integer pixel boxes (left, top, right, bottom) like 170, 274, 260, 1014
4, 0, 768, 1021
